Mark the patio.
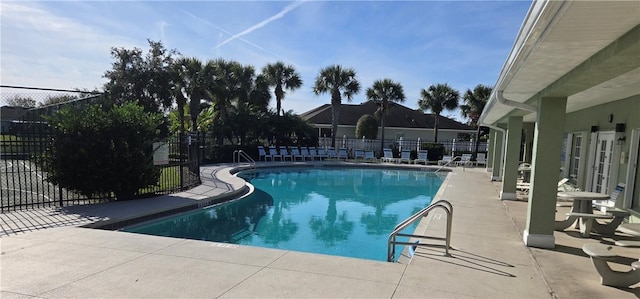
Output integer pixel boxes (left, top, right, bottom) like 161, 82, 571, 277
1, 164, 637, 298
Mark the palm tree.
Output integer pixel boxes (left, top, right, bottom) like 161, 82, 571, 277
169, 62, 187, 133
174, 57, 207, 131
461, 84, 492, 159
418, 83, 460, 143
366, 79, 406, 155
262, 62, 303, 116
313, 65, 360, 147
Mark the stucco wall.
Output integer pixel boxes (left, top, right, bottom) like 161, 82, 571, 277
564, 95, 640, 216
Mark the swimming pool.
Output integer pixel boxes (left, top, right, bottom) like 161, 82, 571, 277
123, 167, 445, 261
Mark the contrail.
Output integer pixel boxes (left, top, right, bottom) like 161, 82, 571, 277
182, 10, 264, 51
213, 0, 305, 50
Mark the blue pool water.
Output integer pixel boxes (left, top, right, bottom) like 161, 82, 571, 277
123, 167, 445, 261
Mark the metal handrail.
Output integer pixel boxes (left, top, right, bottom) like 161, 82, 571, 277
233, 150, 256, 166
387, 200, 453, 262
434, 156, 461, 173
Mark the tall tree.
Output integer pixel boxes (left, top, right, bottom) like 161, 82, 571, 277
366, 79, 406, 154
262, 61, 302, 116
249, 74, 272, 112
6, 96, 36, 108
103, 39, 178, 113
313, 65, 360, 147
174, 57, 208, 131
461, 84, 492, 159
418, 83, 460, 143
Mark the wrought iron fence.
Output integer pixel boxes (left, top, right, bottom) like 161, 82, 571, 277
0, 86, 200, 212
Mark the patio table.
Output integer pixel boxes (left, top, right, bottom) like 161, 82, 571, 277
555, 191, 610, 237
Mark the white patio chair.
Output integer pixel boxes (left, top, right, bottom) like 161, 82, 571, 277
327, 147, 337, 159
317, 147, 329, 160
257, 145, 270, 161
353, 149, 365, 161
364, 150, 377, 162
279, 146, 292, 161
337, 148, 348, 160
399, 150, 411, 164
290, 147, 304, 161
382, 149, 397, 163
475, 153, 487, 166
268, 146, 281, 161
438, 155, 453, 166
414, 150, 428, 165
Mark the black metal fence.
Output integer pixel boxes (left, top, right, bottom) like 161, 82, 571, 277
0, 86, 200, 212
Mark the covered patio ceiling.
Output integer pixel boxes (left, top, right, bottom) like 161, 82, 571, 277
480, 1, 640, 125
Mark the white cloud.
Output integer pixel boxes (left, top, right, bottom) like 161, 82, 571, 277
0, 2, 134, 92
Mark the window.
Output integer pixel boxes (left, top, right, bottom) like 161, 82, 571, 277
570, 134, 582, 180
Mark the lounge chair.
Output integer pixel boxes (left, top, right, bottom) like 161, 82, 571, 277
268, 146, 282, 161
518, 178, 572, 194
364, 150, 377, 162
337, 148, 348, 160
279, 146, 292, 161
353, 149, 365, 161
399, 150, 411, 164
306, 147, 318, 160
316, 147, 329, 160
438, 155, 453, 166
257, 146, 270, 161
455, 154, 472, 166
475, 153, 487, 167
382, 149, 396, 163
594, 183, 625, 213
290, 147, 304, 161
300, 146, 311, 160
327, 147, 337, 159
582, 243, 640, 287
414, 150, 428, 165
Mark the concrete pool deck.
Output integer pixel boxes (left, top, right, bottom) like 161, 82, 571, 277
1, 162, 638, 298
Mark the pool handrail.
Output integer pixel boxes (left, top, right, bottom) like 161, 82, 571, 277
387, 200, 453, 262
233, 150, 256, 167
434, 156, 460, 173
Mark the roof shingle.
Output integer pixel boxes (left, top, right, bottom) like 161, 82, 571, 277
300, 101, 473, 131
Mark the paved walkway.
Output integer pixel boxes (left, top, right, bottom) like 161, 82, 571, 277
1, 163, 638, 298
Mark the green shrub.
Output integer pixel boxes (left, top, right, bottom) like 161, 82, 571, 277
421, 143, 445, 161
355, 114, 378, 139
43, 102, 164, 200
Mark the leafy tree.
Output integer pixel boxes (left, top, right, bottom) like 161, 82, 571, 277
249, 74, 272, 112
366, 79, 406, 153
40, 95, 78, 107
461, 84, 492, 158
103, 39, 179, 113
418, 83, 460, 143
262, 61, 302, 116
43, 102, 164, 200
313, 65, 360, 147
5, 96, 36, 108
355, 114, 378, 139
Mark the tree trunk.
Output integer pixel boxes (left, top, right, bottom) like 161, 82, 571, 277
331, 103, 339, 148
473, 125, 482, 160
434, 114, 440, 143
380, 108, 386, 156
275, 84, 283, 116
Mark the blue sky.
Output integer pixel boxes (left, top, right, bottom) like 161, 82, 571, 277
1, 1, 531, 120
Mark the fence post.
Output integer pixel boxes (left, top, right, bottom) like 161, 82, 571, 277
179, 133, 185, 189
